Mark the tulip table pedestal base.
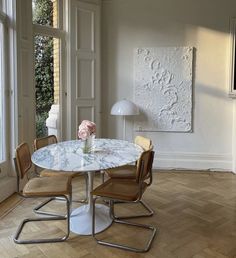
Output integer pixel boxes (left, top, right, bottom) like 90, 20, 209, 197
70, 171, 112, 235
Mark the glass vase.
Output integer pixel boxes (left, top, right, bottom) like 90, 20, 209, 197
82, 134, 95, 154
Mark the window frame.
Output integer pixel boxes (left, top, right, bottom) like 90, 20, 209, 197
0, 3, 10, 176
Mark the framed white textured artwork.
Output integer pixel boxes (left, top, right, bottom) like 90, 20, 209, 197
134, 47, 193, 132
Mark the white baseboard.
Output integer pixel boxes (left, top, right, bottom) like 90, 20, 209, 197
0, 176, 17, 202
154, 152, 232, 172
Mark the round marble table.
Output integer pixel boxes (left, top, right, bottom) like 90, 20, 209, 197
31, 138, 143, 235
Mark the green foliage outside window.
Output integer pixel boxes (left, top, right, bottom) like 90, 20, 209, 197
33, 0, 54, 137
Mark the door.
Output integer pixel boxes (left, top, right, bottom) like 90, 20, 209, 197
68, 0, 101, 139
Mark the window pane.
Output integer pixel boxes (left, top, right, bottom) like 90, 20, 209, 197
34, 35, 60, 137
0, 23, 4, 162
32, 0, 59, 28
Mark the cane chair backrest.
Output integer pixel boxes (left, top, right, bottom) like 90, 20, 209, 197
135, 136, 154, 172
134, 136, 152, 151
15, 142, 32, 179
136, 150, 154, 185
34, 135, 57, 150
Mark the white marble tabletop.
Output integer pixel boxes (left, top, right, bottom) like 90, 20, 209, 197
32, 138, 143, 235
31, 138, 143, 172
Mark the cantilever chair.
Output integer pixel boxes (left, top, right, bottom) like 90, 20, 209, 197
33, 135, 88, 217
92, 150, 157, 253
13, 142, 72, 244
104, 135, 154, 219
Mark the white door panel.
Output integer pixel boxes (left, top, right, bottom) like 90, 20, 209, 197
69, 0, 100, 139
16, 0, 35, 148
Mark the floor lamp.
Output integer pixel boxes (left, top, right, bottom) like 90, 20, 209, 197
110, 99, 139, 140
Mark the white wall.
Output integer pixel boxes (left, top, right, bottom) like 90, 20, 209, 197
101, 0, 236, 171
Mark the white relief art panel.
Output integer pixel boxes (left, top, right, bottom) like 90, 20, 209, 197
134, 47, 193, 132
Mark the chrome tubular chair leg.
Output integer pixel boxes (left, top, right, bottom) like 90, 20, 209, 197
92, 199, 157, 253
14, 195, 71, 244
101, 170, 105, 183
109, 219, 157, 253
113, 199, 154, 220
92, 196, 97, 238
33, 197, 66, 218
69, 187, 73, 215
33, 174, 88, 217
67, 188, 72, 231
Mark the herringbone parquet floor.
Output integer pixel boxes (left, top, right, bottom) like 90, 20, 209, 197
1, 171, 236, 258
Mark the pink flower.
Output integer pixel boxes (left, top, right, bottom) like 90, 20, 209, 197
78, 120, 96, 140
78, 128, 90, 140
82, 120, 96, 133
78, 124, 87, 131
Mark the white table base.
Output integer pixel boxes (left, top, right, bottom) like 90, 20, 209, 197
70, 203, 112, 235
70, 171, 112, 235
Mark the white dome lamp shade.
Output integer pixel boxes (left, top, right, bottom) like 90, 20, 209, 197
110, 100, 139, 140
110, 99, 139, 116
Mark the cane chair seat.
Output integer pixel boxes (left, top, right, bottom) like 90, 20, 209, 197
23, 176, 71, 197
105, 165, 136, 179
92, 179, 148, 201
40, 170, 79, 178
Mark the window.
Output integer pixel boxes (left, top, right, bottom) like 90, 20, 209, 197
34, 35, 60, 137
32, 0, 64, 138
32, 0, 60, 29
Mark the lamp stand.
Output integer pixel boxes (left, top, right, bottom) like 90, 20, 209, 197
123, 115, 126, 140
